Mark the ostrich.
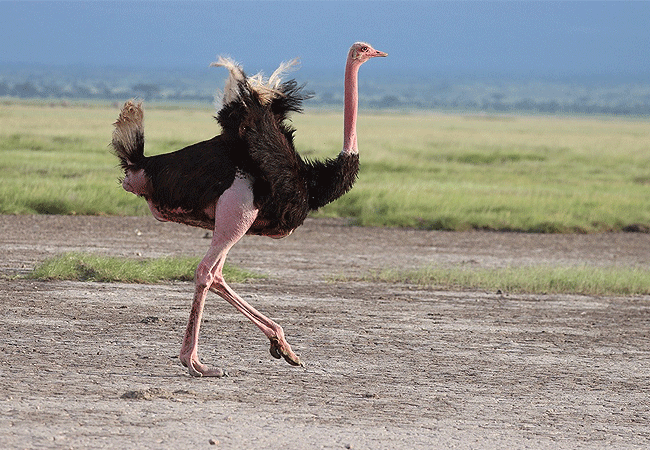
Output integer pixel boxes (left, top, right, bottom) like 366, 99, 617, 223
111, 42, 386, 377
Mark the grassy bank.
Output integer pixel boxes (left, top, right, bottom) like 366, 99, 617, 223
1, 101, 649, 232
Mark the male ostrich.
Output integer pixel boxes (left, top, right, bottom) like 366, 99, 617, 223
111, 42, 386, 377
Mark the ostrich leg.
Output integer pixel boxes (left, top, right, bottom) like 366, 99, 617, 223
209, 280, 302, 367
179, 176, 301, 377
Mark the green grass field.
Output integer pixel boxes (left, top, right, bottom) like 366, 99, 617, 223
1, 100, 649, 232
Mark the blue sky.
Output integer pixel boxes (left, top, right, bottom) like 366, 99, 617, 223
1, 1, 649, 80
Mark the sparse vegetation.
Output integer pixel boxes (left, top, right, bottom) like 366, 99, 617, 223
337, 264, 650, 296
28, 252, 262, 284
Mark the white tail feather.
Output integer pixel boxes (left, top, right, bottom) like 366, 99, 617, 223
268, 58, 300, 91
211, 56, 300, 109
210, 56, 246, 105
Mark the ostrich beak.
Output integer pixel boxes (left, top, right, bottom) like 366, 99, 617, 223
374, 50, 388, 58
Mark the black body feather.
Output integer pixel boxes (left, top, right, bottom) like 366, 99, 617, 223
112, 70, 358, 237
142, 136, 242, 212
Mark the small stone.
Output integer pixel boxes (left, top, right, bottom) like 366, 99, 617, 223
209, 438, 219, 445
121, 387, 173, 400
121, 390, 150, 400
140, 316, 162, 324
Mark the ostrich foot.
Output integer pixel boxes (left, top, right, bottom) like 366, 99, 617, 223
269, 336, 303, 367
180, 355, 226, 378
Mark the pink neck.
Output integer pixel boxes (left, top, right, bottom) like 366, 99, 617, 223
342, 59, 360, 155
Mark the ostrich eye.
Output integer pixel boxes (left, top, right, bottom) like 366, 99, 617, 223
360, 46, 369, 52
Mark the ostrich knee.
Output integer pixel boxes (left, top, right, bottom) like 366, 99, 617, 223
195, 260, 220, 291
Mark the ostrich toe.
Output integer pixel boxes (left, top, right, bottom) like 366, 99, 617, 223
269, 336, 303, 367
181, 356, 227, 378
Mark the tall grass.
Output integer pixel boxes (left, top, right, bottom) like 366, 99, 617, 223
1, 101, 649, 232
295, 112, 650, 232
0, 102, 217, 216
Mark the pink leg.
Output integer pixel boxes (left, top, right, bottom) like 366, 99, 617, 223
209, 277, 302, 367
178, 177, 301, 377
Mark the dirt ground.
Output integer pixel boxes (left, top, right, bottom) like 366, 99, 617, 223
0, 215, 648, 449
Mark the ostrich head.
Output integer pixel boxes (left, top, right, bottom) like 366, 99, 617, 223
348, 42, 388, 63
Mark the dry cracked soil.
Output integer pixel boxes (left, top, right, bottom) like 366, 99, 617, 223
0, 215, 649, 449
